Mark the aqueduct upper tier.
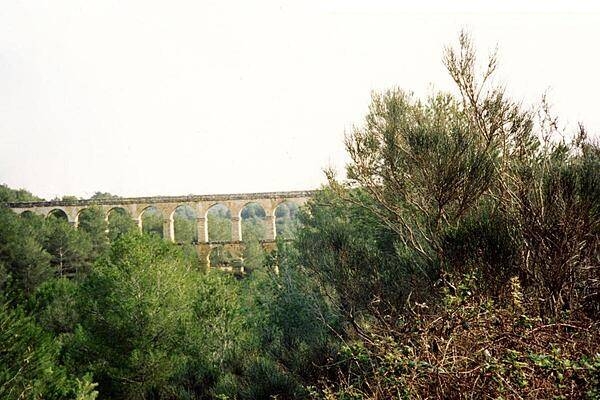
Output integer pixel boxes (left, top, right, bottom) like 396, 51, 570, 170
6, 190, 316, 243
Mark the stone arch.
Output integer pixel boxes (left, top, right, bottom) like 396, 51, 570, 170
240, 202, 267, 241
274, 198, 305, 210
206, 203, 232, 242
172, 204, 197, 243
74, 207, 88, 228
107, 206, 130, 218
19, 210, 35, 219
107, 207, 136, 239
19, 210, 44, 226
274, 200, 301, 239
75, 207, 90, 220
47, 208, 69, 222
140, 205, 163, 238
76, 206, 107, 234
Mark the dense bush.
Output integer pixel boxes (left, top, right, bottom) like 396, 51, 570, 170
0, 303, 97, 400
300, 33, 600, 398
310, 277, 600, 399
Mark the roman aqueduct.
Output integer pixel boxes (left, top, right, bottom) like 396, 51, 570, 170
6, 190, 315, 267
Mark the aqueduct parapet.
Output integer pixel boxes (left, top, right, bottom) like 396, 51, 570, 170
7, 190, 314, 243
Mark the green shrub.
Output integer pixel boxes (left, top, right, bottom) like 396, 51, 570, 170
0, 303, 96, 399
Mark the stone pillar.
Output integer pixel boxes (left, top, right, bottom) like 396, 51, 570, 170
196, 217, 208, 243
265, 215, 276, 240
163, 218, 175, 242
103, 212, 110, 234
231, 216, 241, 242
196, 243, 211, 269
68, 208, 79, 229
103, 212, 109, 233
134, 217, 143, 232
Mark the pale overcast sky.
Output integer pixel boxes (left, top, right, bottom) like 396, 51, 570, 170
1, 1, 599, 199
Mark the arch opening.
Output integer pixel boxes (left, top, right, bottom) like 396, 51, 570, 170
206, 204, 231, 242
107, 207, 136, 240
78, 206, 109, 257
173, 205, 197, 244
141, 206, 163, 238
240, 202, 266, 242
208, 245, 243, 271
19, 210, 43, 227
274, 201, 300, 239
47, 209, 68, 222
19, 210, 35, 219
77, 207, 107, 237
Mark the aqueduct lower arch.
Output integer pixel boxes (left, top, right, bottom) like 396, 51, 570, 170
6, 190, 314, 244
